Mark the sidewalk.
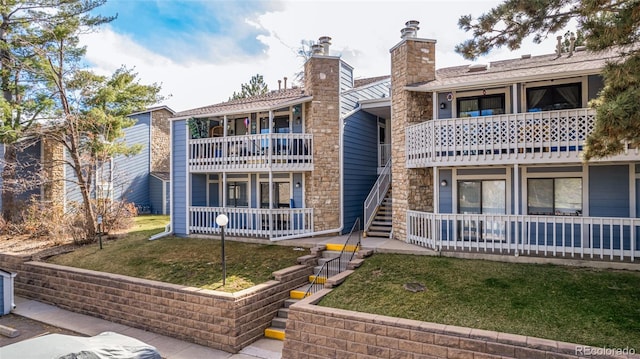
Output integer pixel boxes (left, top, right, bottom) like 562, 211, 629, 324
12, 297, 283, 359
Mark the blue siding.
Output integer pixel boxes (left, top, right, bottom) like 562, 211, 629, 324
589, 165, 629, 217
165, 181, 171, 215
149, 175, 164, 214
439, 169, 453, 213
113, 112, 151, 209
292, 173, 303, 208
208, 182, 219, 207
343, 110, 378, 233
0, 275, 3, 314
191, 174, 207, 206
437, 92, 452, 119
528, 166, 581, 173
457, 168, 506, 176
637, 179, 640, 218
172, 120, 188, 235
15, 140, 41, 202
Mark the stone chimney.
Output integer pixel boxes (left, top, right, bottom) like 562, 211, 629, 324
389, 20, 436, 241
303, 36, 341, 233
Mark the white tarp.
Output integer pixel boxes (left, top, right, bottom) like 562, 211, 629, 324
0, 331, 161, 359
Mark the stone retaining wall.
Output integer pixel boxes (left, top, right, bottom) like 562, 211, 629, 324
0, 253, 311, 353
283, 289, 634, 359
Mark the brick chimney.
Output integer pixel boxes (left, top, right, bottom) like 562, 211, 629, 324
390, 20, 437, 241
303, 36, 342, 233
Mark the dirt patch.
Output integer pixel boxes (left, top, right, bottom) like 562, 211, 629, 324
0, 233, 74, 258
0, 314, 83, 347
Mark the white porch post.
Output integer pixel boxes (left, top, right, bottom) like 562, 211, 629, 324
433, 166, 439, 251
268, 110, 274, 237
222, 172, 227, 209
223, 115, 227, 136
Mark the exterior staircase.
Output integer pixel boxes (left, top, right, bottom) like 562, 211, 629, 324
365, 187, 392, 238
264, 243, 370, 341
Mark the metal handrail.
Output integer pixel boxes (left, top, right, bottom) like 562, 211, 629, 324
364, 157, 391, 232
304, 218, 361, 297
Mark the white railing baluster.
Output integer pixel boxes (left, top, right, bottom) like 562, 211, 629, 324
405, 211, 640, 262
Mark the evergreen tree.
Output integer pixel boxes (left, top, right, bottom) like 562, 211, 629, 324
456, 0, 640, 160
0, 0, 112, 221
230, 74, 268, 100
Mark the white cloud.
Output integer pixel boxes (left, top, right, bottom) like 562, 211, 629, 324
80, 1, 561, 112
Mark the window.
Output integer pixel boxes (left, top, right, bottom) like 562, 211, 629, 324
226, 182, 248, 207
260, 182, 290, 208
457, 94, 505, 118
527, 178, 582, 216
526, 83, 581, 112
458, 180, 506, 215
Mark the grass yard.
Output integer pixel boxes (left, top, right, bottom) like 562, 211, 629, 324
48, 215, 307, 292
318, 254, 640, 348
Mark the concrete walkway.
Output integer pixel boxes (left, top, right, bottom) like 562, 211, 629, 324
9, 234, 433, 358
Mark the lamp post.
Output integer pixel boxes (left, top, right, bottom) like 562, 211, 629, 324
215, 214, 229, 286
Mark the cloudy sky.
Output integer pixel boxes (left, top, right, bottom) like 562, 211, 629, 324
82, 0, 561, 112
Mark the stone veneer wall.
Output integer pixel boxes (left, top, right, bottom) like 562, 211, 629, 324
303, 55, 341, 233
390, 38, 436, 241
0, 253, 311, 353
150, 108, 172, 173
41, 138, 65, 207
282, 289, 620, 359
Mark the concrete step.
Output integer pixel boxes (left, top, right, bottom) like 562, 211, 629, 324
290, 283, 323, 299
271, 317, 287, 329
264, 327, 285, 341
369, 225, 391, 231
283, 299, 298, 308
312, 266, 343, 276
321, 250, 342, 259
366, 231, 391, 238
348, 258, 365, 269
371, 220, 392, 226
278, 308, 289, 319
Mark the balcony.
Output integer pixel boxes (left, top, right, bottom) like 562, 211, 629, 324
407, 210, 640, 262
406, 108, 638, 167
189, 206, 313, 239
189, 133, 313, 173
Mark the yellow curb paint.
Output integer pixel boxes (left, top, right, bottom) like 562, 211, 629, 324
309, 275, 327, 284
264, 328, 285, 340
289, 290, 308, 299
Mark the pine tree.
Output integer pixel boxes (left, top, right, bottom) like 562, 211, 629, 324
0, 0, 112, 221
230, 74, 268, 100
456, 0, 640, 160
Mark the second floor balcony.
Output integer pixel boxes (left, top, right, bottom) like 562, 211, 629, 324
189, 133, 313, 173
406, 108, 639, 167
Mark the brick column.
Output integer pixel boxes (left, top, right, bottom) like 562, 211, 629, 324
303, 55, 341, 233
41, 137, 65, 209
390, 38, 436, 241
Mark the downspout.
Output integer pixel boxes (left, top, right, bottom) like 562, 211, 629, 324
270, 104, 353, 241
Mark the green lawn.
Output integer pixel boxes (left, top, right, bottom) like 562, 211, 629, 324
318, 253, 640, 348
48, 215, 307, 292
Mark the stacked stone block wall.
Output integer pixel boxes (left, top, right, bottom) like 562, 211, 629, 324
303, 56, 341, 233
41, 138, 65, 207
390, 39, 437, 241
150, 108, 172, 173
282, 290, 620, 359
1, 253, 311, 353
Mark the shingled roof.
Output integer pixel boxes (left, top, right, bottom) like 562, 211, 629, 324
173, 87, 311, 119
408, 47, 623, 92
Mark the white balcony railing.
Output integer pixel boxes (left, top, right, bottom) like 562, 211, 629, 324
379, 144, 391, 168
407, 210, 640, 262
364, 157, 391, 232
406, 108, 639, 167
189, 206, 313, 240
189, 133, 313, 172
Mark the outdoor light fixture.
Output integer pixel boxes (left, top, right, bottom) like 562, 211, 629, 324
215, 214, 229, 286
440, 180, 448, 187
440, 102, 446, 110
295, 182, 301, 188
